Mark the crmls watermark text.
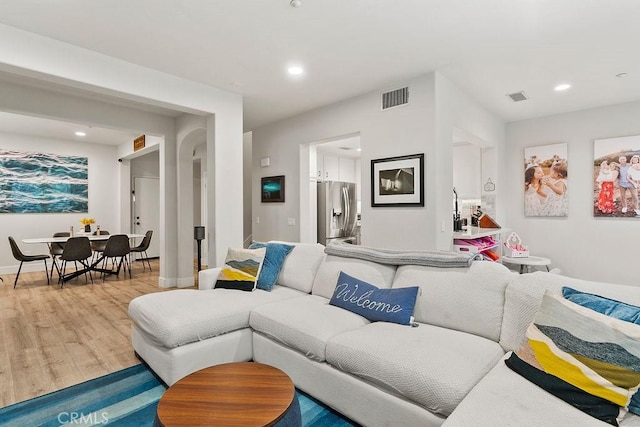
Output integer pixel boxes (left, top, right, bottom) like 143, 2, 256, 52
58, 411, 109, 425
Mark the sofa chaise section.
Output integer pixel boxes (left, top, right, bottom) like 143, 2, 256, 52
128, 242, 326, 386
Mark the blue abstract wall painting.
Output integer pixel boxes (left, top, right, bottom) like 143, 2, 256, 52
0, 149, 88, 214
261, 175, 285, 202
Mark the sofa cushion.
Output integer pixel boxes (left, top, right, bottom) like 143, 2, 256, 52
249, 241, 294, 291
274, 242, 326, 293
500, 272, 640, 352
250, 295, 369, 362
392, 261, 513, 341
215, 247, 266, 291
128, 287, 305, 348
325, 322, 505, 417
443, 354, 640, 427
311, 254, 397, 299
329, 271, 419, 325
507, 291, 640, 422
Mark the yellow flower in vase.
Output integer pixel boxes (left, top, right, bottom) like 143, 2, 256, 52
80, 217, 96, 232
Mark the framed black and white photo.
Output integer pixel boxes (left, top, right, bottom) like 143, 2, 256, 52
261, 175, 285, 203
371, 153, 424, 207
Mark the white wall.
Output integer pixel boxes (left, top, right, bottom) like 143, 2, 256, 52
252, 72, 504, 250
453, 144, 482, 199
0, 132, 119, 274
252, 75, 435, 249
131, 150, 160, 178
434, 73, 506, 248
243, 132, 253, 247
506, 100, 640, 286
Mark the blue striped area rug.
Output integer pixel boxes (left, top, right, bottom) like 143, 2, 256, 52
0, 364, 358, 426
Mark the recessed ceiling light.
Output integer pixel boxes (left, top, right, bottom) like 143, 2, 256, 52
616, 72, 628, 78
290, 0, 302, 7
75, 131, 86, 137
356, 148, 362, 152
554, 83, 571, 91
287, 66, 304, 76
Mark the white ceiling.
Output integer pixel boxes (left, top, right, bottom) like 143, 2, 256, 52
316, 135, 361, 158
0, 111, 141, 146
0, 0, 640, 135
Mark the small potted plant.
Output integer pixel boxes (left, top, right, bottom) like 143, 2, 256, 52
80, 217, 95, 232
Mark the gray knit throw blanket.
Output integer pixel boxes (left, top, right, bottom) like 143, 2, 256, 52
324, 241, 475, 268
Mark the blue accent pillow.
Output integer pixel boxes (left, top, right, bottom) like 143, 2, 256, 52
249, 242, 294, 291
562, 286, 640, 324
329, 271, 419, 325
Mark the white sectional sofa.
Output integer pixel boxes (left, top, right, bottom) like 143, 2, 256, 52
128, 242, 640, 427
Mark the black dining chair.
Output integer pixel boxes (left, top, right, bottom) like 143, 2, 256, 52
60, 237, 94, 287
8, 236, 50, 288
90, 230, 110, 263
130, 230, 153, 271
101, 234, 131, 280
49, 231, 70, 280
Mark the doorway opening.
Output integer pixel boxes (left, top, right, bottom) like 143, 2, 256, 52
299, 133, 362, 245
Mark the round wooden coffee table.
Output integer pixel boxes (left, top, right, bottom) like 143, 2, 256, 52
156, 362, 299, 427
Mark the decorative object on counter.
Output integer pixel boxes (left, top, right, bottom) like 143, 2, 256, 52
371, 153, 424, 207
453, 188, 464, 231
80, 217, 95, 232
471, 206, 482, 227
478, 213, 500, 228
504, 232, 529, 258
483, 178, 495, 192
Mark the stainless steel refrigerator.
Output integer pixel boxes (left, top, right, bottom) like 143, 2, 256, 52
317, 181, 358, 246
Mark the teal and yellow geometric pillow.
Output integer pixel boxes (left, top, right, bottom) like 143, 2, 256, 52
215, 247, 266, 292
506, 291, 640, 425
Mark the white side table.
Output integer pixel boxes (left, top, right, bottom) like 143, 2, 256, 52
502, 255, 551, 274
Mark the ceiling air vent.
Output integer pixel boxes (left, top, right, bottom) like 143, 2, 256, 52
381, 87, 409, 110
507, 91, 528, 102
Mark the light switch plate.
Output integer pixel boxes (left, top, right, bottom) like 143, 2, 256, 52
287, 218, 295, 226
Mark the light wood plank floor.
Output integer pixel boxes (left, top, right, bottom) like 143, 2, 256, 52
0, 259, 190, 408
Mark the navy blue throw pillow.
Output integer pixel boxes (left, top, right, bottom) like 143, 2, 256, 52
329, 271, 419, 325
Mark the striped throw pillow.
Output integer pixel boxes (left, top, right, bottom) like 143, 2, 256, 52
561, 287, 640, 415
215, 247, 266, 291
506, 291, 640, 425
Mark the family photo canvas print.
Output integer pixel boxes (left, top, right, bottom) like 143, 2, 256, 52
0, 148, 88, 214
594, 134, 640, 217
523, 143, 568, 217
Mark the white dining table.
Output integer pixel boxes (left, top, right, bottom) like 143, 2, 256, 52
22, 233, 145, 283
22, 233, 145, 245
